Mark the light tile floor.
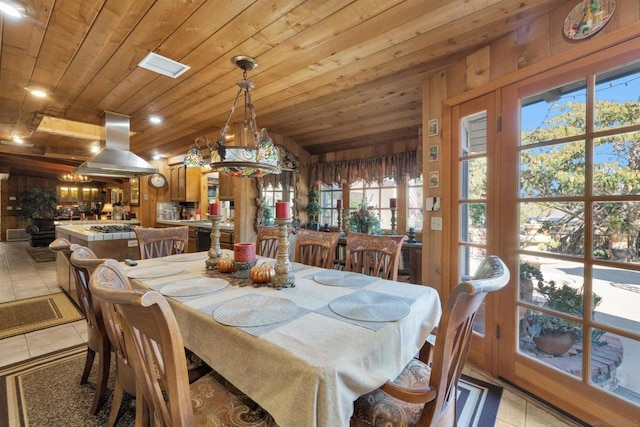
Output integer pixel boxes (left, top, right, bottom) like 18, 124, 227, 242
0, 240, 581, 426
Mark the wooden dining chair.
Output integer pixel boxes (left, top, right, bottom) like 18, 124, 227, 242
134, 226, 189, 259
294, 228, 341, 269
89, 259, 278, 426
66, 245, 111, 415
351, 256, 510, 427
256, 225, 282, 258
344, 232, 408, 281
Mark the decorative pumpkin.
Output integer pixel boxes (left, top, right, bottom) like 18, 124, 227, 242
216, 256, 236, 273
249, 263, 274, 283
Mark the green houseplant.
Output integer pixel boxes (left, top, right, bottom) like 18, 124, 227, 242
346, 201, 381, 234
19, 187, 59, 220
527, 276, 603, 356
305, 188, 321, 230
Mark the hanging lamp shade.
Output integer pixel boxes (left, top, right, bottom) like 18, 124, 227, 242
187, 55, 280, 178
184, 136, 206, 167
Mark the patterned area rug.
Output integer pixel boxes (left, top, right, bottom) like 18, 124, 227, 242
0, 294, 84, 339
24, 247, 56, 263
0, 346, 503, 427
0, 346, 136, 427
457, 374, 503, 426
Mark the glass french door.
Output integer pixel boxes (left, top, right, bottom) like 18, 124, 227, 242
497, 50, 640, 425
451, 93, 500, 372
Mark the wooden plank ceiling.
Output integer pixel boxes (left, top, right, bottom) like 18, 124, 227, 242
0, 0, 566, 178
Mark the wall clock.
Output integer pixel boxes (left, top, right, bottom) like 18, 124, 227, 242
148, 172, 167, 189
563, 0, 616, 40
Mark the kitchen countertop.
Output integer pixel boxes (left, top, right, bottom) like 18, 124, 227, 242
156, 219, 234, 231
56, 222, 140, 242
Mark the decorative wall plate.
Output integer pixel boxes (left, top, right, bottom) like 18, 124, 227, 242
563, 0, 615, 40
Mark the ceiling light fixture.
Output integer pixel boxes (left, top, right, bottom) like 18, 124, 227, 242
184, 56, 280, 178
0, 0, 27, 18
25, 86, 50, 98
148, 115, 163, 124
58, 173, 92, 184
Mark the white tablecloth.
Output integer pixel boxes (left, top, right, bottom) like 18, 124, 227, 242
127, 250, 441, 427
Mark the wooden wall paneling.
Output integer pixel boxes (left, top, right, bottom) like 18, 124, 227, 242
422, 70, 446, 293
466, 46, 491, 89
515, 13, 551, 69
446, 59, 467, 99
490, 33, 518, 80
607, 0, 640, 32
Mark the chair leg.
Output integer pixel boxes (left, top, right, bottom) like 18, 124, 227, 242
90, 340, 111, 414
80, 347, 96, 385
108, 379, 125, 427
134, 383, 150, 427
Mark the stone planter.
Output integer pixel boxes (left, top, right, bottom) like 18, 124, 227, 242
533, 330, 575, 356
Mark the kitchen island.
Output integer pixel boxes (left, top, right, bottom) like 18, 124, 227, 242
55, 221, 140, 304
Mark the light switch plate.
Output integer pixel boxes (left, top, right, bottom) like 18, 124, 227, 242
431, 217, 442, 231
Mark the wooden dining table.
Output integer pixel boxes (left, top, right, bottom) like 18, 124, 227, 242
124, 250, 442, 427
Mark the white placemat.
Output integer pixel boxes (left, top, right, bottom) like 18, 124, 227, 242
126, 266, 185, 279
159, 277, 228, 297
162, 252, 208, 262
213, 294, 298, 327
313, 270, 367, 287
329, 290, 410, 322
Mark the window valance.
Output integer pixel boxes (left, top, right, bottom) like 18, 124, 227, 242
311, 150, 420, 186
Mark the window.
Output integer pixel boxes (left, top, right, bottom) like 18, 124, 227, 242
319, 183, 342, 226
407, 176, 423, 231
260, 183, 293, 224
349, 179, 397, 230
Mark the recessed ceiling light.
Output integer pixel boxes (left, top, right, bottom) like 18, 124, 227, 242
13, 136, 23, 143
0, 0, 27, 18
148, 115, 163, 124
152, 153, 161, 160
25, 86, 50, 98
91, 146, 100, 153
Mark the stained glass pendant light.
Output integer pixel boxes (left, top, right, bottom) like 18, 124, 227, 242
184, 56, 279, 178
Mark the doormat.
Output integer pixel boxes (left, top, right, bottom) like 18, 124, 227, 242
457, 374, 503, 427
0, 293, 84, 340
24, 247, 56, 264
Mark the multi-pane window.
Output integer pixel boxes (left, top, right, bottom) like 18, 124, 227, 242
319, 183, 342, 226
261, 183, 293, 224
349, 179, 397, 230
407, 176, 423, 231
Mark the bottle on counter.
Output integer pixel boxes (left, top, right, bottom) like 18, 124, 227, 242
195, 209, 201, 221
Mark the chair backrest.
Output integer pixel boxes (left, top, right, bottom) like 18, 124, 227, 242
89, 259, 195, 426
294, 229, 340, 269
69, 246, 108, 338
87, 259, 137, 396
344, 232, 407, 281
422, 255, 509, 426
49, 237, 80, 265
256, 226, 281, 258
134, 226, 188, 259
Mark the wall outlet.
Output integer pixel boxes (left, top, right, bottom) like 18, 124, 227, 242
127, 240, 138, 247
431, 217, 443, 231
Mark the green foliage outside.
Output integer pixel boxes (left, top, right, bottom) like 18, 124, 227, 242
520, 99, 640, 259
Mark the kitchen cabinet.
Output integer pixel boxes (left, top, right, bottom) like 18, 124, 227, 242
169, 165, 200, 201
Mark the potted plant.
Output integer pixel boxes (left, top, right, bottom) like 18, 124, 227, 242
527, 278, 603, 356
305, 187, 321, 231
346, 201, 381, 234
19, 187, 59, 247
